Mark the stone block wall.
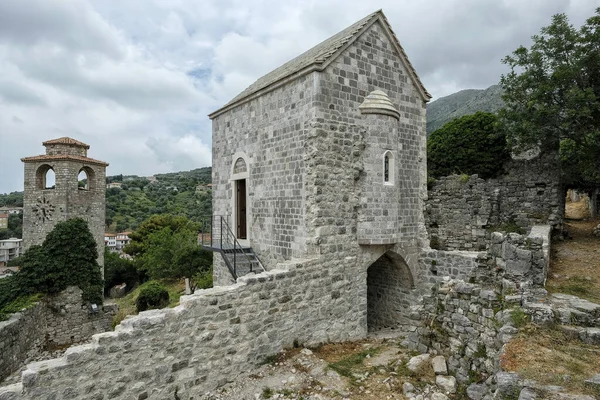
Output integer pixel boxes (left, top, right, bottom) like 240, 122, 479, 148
425, 152, 562, 251
420, 280, 503, 384
0, 304, 46, 383
0, 258, 368, 399
0, 287, 116, 383
43, 287, 117, 348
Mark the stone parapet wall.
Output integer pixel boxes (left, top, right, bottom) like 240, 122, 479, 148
0, 304, 46, 383
0, 287, 115, 383
0, 258, 367, 399
425, 153, 562, 251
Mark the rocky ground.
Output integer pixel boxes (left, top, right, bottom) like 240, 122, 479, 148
196, 338, 461, 400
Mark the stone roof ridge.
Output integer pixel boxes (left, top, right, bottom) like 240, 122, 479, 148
42, 137, 90, 149
210, 9, 431, 119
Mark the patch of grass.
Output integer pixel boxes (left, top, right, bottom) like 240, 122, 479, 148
509, 307, 529, 328
262, 387, 273, 399
328, 347, 380, 379
501, 324, 600, 396
458, 173, 470, 183
0, 293, 42, 321
474, 343, 487, 358
112, 279, 185, 328
549, 276, 594, 298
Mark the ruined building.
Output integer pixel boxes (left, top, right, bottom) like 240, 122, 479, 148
21, 137, 108, 268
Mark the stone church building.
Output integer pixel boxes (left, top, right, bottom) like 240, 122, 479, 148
207, 10, 431, 332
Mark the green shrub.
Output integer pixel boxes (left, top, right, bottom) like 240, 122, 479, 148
136, 281, 170, 312
194, 268, 213, 290
428, 112, 510, 179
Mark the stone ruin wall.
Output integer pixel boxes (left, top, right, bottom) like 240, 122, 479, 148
406, 225, 552, 396
0, 257, 370, 399
425, 152, 562, 251
0, 287, 116, 383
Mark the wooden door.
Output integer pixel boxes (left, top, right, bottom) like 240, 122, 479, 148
236, 179, 247, 239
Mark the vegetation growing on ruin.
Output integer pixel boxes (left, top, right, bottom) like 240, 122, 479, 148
0, 218, 104, 314
427, 112, 510, 179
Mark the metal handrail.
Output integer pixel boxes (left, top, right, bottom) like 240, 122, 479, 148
199, 215, 263, 279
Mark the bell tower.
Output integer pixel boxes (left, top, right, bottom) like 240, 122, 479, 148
21, 137, 108, 268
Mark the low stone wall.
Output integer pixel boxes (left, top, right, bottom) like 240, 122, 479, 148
425, 153, 562, 251
489, 225, 551, 286
0, 258, 367, 399
0, 304, 46, 383
0, 287, 116, 383
43, 286, 117, 348
421, 280, 503, 384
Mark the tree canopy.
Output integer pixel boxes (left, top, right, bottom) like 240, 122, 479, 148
500, 9, 600, 188
427, 112, 510, 179
124, 214, 212, 289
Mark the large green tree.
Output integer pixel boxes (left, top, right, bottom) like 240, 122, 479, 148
124, 215, 212, 291
500, 9, 600, 187
427, 112, 510, 179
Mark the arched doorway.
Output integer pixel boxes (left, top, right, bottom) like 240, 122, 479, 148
367, 251, 415, 332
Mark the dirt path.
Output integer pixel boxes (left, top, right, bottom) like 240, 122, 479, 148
547, 217, 600, 304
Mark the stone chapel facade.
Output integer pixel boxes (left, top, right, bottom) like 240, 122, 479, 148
21, 137, 108, 269
209, 10, 431, 332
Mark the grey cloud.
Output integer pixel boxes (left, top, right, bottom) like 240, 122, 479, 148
0, 80, 46, 106
0, 0, 123, 59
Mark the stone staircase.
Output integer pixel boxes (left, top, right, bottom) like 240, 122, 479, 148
198, 215, 265, 280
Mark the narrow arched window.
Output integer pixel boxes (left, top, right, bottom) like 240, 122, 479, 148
383, 151, 394, 185
384, 155, 390, 183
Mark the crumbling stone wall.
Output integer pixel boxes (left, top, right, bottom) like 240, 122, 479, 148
0, 287, 115, 383
0, 259, 368, 399
0, 303, 46, 383
425, 153, 562, 251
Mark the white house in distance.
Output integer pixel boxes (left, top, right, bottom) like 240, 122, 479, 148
116, 232, 131, 251
105, 232, 131, 252
105, 233, 117, 251
0, 207, 23, 215
0, 238, 23, 266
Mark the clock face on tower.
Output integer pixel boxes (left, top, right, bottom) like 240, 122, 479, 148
32, 196, 55, 222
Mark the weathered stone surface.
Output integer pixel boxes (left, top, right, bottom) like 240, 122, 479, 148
584, 373, 600, 389
496, 372, 520, 398
435, 375, 457, 394
431, 356, 447, 375
407, 354, 430, 373
466, 383, 488, 400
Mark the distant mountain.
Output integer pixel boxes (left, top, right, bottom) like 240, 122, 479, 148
427, 85, 505, 135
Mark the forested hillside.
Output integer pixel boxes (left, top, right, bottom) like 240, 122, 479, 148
0, 167, 212, 234
105, 167, 212, 232
427, 84, 504, 135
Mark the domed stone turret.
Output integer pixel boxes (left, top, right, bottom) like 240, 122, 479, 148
359, 90, 400, 120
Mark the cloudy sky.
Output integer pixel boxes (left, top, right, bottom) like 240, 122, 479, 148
0, 0, 598, 193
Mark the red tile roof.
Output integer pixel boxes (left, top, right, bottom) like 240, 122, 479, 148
42, 137, 90, 149
21, 154, 109, 167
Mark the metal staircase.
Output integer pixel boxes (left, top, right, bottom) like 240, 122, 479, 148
198, 215, 265, 279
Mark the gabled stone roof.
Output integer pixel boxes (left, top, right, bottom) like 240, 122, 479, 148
20, 154, 109, 167
42, 137, 90, 149
210, 10, 431, 118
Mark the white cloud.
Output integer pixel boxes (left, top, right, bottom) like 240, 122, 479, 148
1, 0, 600, 193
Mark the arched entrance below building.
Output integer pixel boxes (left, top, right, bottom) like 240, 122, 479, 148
367, 251, 415, 332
